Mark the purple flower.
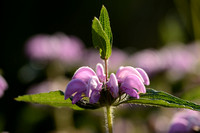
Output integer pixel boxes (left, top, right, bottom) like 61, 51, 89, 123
65, 63, 105, 104
65, 63, 150, 104
116, 66, 149, 98
107, 73, 119, 98
169, 110, 200, 133
0, 75, 8, 98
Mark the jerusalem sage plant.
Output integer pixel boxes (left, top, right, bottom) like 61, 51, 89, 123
15, 5, 200, 133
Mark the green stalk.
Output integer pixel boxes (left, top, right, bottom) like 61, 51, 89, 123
105, 59, 108, 82
104, 57, 113, 133
104, 106, 113, 133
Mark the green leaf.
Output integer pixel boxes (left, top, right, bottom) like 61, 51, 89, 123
92, 5, 112, 59
117, 88, 200, 111
15, 91, 84, 110
99, 5, 113, 46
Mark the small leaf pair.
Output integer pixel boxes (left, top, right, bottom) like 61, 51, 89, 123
92, 5, 113, 60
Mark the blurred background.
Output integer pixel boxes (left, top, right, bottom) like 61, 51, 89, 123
1, 0, 200, 133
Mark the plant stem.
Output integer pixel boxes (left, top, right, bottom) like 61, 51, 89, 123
104, 59, 112, 133
105, 59, 108, 82
105, 106, 113, 133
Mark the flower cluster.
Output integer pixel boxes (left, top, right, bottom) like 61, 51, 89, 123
64, 63, 149, 104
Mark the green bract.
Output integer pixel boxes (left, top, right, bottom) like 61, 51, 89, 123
92, 5, 112, 59
15, 91, 84, 110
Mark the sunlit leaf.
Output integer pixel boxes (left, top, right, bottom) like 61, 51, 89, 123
99, 5, 113, 45
117, 88, 200, 111
92, 5, 112, 59
15, 91, 84, 110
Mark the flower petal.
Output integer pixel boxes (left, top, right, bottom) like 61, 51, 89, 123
86, 76, 102, 97
72, 66, 96, 83
72, 92, 82, 104
107, 73, 119, 98
65, 79, 87, 100
116, 66, 144, 83
136, 68, 150, 85
96, 63, 106, 83
89, 90, 101, 103
120, 74, 146, 93
120, 87, 139, 98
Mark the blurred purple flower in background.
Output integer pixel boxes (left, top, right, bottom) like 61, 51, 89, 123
113, 118, 135, 133
129, 42, 200, 80
159, 43, 200, 80
108, 48, 128, 72
128, 49, 162, 75
169, 110, 200, 133
25, 33, 85, 66
0, 75, 8, 98
83, 49, 103, 69
27, 76, 67, 94
84, 48, 128, 72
